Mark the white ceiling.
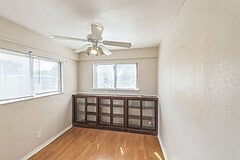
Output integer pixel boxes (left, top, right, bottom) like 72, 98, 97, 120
0, 0, 184, 50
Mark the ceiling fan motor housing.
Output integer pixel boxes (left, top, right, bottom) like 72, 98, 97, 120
87, 34, 103, 42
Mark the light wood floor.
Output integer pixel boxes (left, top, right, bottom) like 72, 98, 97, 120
29, 127, 164, 160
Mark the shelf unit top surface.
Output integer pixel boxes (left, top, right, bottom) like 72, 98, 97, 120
73, 93, 158, 99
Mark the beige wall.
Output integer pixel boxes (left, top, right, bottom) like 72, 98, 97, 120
158, 0, 240, 159
0, 18, 78, 160
78, 47, 158, 95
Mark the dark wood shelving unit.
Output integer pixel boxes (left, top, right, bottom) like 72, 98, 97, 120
72, 93, 158, 135
87, 103, 97, 105
99, 112, 124, 117
87, 112, 96, 115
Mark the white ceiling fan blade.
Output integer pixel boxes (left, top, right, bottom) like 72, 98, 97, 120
103, 40, 132, 48
49, 35, 88, 42
91, 23, 104, 36
100, 45, 112, 55
74, 44, 91, 53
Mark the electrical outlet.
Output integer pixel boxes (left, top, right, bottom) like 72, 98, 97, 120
36, 130, 41, 139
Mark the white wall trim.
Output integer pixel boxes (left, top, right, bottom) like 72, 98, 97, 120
158, 134, 169, 160
20, 125, 72, 160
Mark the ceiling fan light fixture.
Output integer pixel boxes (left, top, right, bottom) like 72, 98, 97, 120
98, 47, 106, 56
90, 48, 98, 55
83, 45, 112, 56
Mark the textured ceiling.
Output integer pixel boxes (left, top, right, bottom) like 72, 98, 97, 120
0, 0, 184, 50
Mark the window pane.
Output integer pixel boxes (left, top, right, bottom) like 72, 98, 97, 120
34, 59, 60, 94
94, 64, 114, 89
0, 51, 31, 100
116, 64, 137, 89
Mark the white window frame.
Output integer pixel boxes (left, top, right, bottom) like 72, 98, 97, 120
33, 56, 63, 96
0, 48, 64, 105
93, 63, 115, 90
92, 63, 139, 91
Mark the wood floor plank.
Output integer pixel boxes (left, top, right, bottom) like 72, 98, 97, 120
29, 127, 164, 160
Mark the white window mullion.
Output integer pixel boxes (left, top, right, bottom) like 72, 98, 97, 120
92, 64, 97, 89
29, 51, 35, 97
60, 62, 64, 92
113, 63, 116, 90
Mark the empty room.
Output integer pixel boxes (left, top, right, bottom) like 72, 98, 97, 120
0, 0, 239, 160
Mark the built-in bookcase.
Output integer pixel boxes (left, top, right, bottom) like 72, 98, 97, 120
73, 94, 158, 135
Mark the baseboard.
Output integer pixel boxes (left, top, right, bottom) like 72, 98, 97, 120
158, 134, 168, 160
20, 125, 72, 160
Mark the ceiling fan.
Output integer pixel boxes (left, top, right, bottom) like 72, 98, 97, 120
49, 23, 132, 56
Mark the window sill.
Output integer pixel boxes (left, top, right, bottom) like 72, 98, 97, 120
92, 88, 140, 91
0, 92, 64, 105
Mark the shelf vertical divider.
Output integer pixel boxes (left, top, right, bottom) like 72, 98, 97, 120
110, 98, 113, 126
140, 99, 143, 129
96, 97, 99, 125
84, 97, 87, 123
125, 98, 128, 128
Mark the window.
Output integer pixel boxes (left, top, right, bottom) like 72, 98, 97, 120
0, 51, 31, 100
93, 63, 138, 90
94, 64, 114, 89
0, 49, 62, 102
116, 64, 137, 89
34, 59, 61, 94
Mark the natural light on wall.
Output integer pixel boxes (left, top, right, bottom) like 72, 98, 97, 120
0, 49, 62, 102
93, 63, 138, 90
